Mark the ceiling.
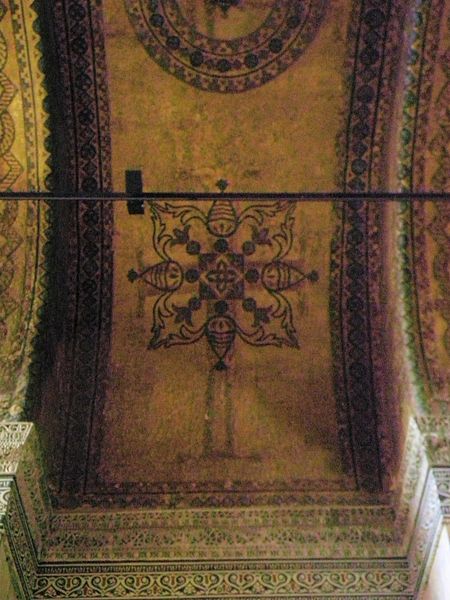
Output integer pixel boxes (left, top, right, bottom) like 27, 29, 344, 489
107, 0, 340, 192
0, 0, 448, 512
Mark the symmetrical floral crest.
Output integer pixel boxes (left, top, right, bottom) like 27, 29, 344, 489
128, 200, 318, 369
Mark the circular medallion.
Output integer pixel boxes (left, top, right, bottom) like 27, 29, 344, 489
125, 0, 328, 93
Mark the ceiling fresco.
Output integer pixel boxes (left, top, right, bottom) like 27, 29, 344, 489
0, 0, 447, 518
92, 198, 345, 505
0, 0, 50, 420
34, 0, 445, 507
0, 0, 450, 597
38, 0, 404, 505
105, 0, 348, 192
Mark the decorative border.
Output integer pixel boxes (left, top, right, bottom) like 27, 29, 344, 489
51, 0, 111, 193
44, 505, 397, 562
9, 0, 51, 192
331, 0, 406, 491
0, 0, 25, 414
397, 0, 446, 192
2, 420, 448, 598
0, 423, 33, 473
125, 0, 328, 93
428, 29, 450, 405
429, 201, 450, 370
0, 1, 22, 190
0, 0, 51, 420
32, 564, 413, 599
42, 420, 425, 564
429, 44, 450, 191
3, 479, 38, 600
396, 0, 449, 409
34, 0, 114, 496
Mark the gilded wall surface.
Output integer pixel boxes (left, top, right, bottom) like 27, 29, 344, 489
0, 1, 50, 420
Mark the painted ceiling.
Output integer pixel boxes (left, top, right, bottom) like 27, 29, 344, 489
0, 0, 448, 513
107, 0, 342, 191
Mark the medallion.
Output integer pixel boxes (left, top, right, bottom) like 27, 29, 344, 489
125, 0, 328, 92
128, 199, 318, 369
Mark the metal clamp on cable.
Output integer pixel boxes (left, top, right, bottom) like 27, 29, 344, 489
126, 170, 144, 214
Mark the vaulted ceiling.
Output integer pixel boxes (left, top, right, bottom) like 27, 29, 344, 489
0, 0, 448, 512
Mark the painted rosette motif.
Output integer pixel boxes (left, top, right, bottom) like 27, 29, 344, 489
128, 199, 319, 369
125, 0, 328, 92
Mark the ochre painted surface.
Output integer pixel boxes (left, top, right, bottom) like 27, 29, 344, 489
0, 2, 49, 418
175, 3, 276, 39
103, 0, 350, 192
95, 0, 351, 493
97, 200, 343, 491
424, 1, 449, 193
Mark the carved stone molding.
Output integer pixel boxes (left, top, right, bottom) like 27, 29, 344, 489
0, 418, 448, 598
434, 467, 450, 519
32, 564, 412, 599
0, 423, 32, 474
417, 416, 450, 465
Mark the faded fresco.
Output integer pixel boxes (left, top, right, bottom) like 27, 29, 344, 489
89, 0, 350, 499
8, 0, 446, 510
104, 0, 348, 192
0, 1, 50, 419
97, 199, 343, 496
2, 4, 450, 596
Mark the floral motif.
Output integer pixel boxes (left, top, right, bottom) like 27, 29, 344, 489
128, 200, 318, 369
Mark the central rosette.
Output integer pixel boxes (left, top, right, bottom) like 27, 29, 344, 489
125, 0, 327, 93
199, 250, 245, 299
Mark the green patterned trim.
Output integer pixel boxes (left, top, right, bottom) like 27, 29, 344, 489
396, 0, 446, 411
0, 420, 446, 598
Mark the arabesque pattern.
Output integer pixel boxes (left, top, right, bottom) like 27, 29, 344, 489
0, 0, 51, 420
128, 200, 318, 369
